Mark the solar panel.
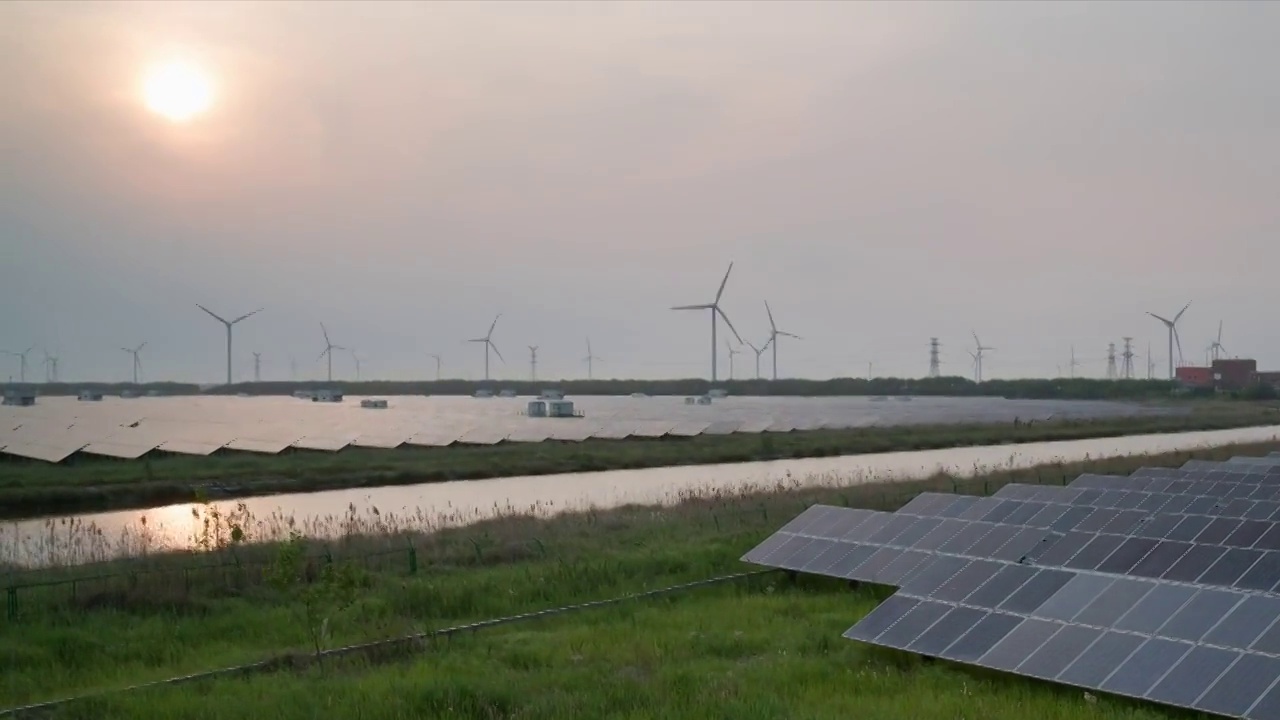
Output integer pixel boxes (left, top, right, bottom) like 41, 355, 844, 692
743, 451, 1280, 720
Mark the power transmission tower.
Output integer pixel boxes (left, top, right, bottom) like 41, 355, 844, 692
528, 346, 538, 383
252, 352, 262, 382
1106, 343, 1117, 380
928, 338, 941, 378
1121, 337, 1134, 379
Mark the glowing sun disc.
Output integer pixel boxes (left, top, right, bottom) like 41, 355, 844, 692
143, 61, 214, 122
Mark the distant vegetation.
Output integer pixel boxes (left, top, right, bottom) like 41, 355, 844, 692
11, 376, 1199, 400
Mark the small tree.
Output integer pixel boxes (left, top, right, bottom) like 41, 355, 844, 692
268, 532, 363, 667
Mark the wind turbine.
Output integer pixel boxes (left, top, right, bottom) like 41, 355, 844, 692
1067, 345, 1081, 378
764, 300, 801, 381
1208, 320, 1228, 363
745, 339, 771, 380
970, 332, 994, 383
317, 323, 346, 382
252, 352, 262, 382
429, 353, 442, 381
671, 262, 743, 382
468, 314, 504, 381
583, 337, 600, 380
528, 346, 539, 382
1147, 302, 1190, 379
121, 343, 146, 384
725, 339, 741, 380
349, 349, 362, 381
197, 305, 263, 385
4, 347, 33, 383
42, 350, 59, 383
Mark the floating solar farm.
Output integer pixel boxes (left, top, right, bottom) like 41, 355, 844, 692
744, 453, 1280, 719
0, 395, 1168, 464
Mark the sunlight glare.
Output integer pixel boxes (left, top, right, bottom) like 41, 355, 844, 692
142, 60, 214, 123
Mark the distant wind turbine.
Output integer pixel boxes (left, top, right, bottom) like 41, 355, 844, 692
671, 263, 743, 382
1068, 346, 1081, 378
349, 349, 362, 381
42, 350, 59, 383
468, 314, 504, 381
1208, 320, 1228, 363
745, 339, 771, 380
317, 323, 346, 382
725, 339, 741, 380
121, 343, 146, 384
528, 346, 539, 382
429, 353, 442, 381
765, 301, 800, 381
197, 305, 263, 385
3, 347, 33, 383
1147, 302, 1190, 379
970, 331, 994, 383
252, 352, 262, 382
583, 337, 600, 380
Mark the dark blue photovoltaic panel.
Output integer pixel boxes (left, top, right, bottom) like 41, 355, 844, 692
742, 452, 1280, 720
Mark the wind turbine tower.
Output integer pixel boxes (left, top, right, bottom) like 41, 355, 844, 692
1147, 302, 1190, 379
317, 323, 347, 383
42, 350, 59, 383
252, 352, 262, 382
1106, 343, 1117, 380
583, 338, 600, 380
197, 305, 263, 385
429, 354, 442, 381
928, 338, 941, 378
122, 343, 146, 384
349, 350, 362, 381
1121, 337, 1135, 379
1068, 346, 1081, 378
1208, 321, 1228, 363
1147, 341, 1157, 380
468, 314, 504, 381
528, 346, 539, 382
764, 300, 801, 381
745, 340, 769, 380
969, 332, 994, 383
4, 347, 33, 383
671, 263, 743, 382
726, 340, 741, 381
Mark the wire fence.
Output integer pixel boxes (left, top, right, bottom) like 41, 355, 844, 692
2, 465, 1082, 623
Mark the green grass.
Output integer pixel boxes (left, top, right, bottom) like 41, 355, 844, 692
2, 401, 1276, 519
43, 580, 1211, 720
4, 439, 1277, 717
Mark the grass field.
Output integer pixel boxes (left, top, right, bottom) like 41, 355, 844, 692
4, 439, 1268, 718
2, 401, 1275, 520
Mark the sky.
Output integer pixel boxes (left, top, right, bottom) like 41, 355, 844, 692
2, 0, 1277, 384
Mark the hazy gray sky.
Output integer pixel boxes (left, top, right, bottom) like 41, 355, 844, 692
2, 0, 1277, 383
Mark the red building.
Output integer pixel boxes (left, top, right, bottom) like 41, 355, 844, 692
1176, 358, 1267, 392
1175, 366, 1214, 388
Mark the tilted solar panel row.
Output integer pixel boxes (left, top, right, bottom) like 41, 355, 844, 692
1067, 472, 1280, 497
755, 504, 1280, 595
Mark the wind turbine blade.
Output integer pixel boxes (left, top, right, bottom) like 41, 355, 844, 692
671, 304, 713, 311
487, 313, 501, 338
972, 331, 980, 348
197, 304, 228, 324
318, 348, 328, 361
1220, 344, 1229, 356
137, 342, 147, 352
490, 342, 505, 363
1148, 312, 1172, 325
587, 337, 592, 355
320, 322, 331, 345
1217, 320, 1223, 344
764, 300, 776, 332
121, 347, 132, 354
1174, 301, 1191, 323
1173, 328, 1184, 364
231, 308, 264, 324
780, 331, 802, 340
716, 306, 744, 344
714, 262, 734, 303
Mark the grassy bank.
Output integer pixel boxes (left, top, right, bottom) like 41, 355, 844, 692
3, 439, 1274, 717
2, 402, 1276, 520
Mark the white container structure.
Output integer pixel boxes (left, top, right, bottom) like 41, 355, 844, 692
77, 390, 104, 402
525, 400, 548, 417
498, 389, 517, 398
538, 389, 564, 400
2, 390, 36, 406
523, 399, 583, 418
312, 389, 343, 403
360, 398, 389, 409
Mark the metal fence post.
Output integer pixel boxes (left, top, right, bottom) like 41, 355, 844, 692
408, 547, 418, 575
6, 587, 16, 621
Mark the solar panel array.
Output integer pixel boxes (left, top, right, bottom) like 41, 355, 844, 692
0, 395, 1166, 464
743, 454, 1280, 719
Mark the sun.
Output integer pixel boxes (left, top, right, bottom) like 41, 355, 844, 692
142, 60, 214, 123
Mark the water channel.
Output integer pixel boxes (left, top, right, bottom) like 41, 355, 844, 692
5, 424, 1280, 568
